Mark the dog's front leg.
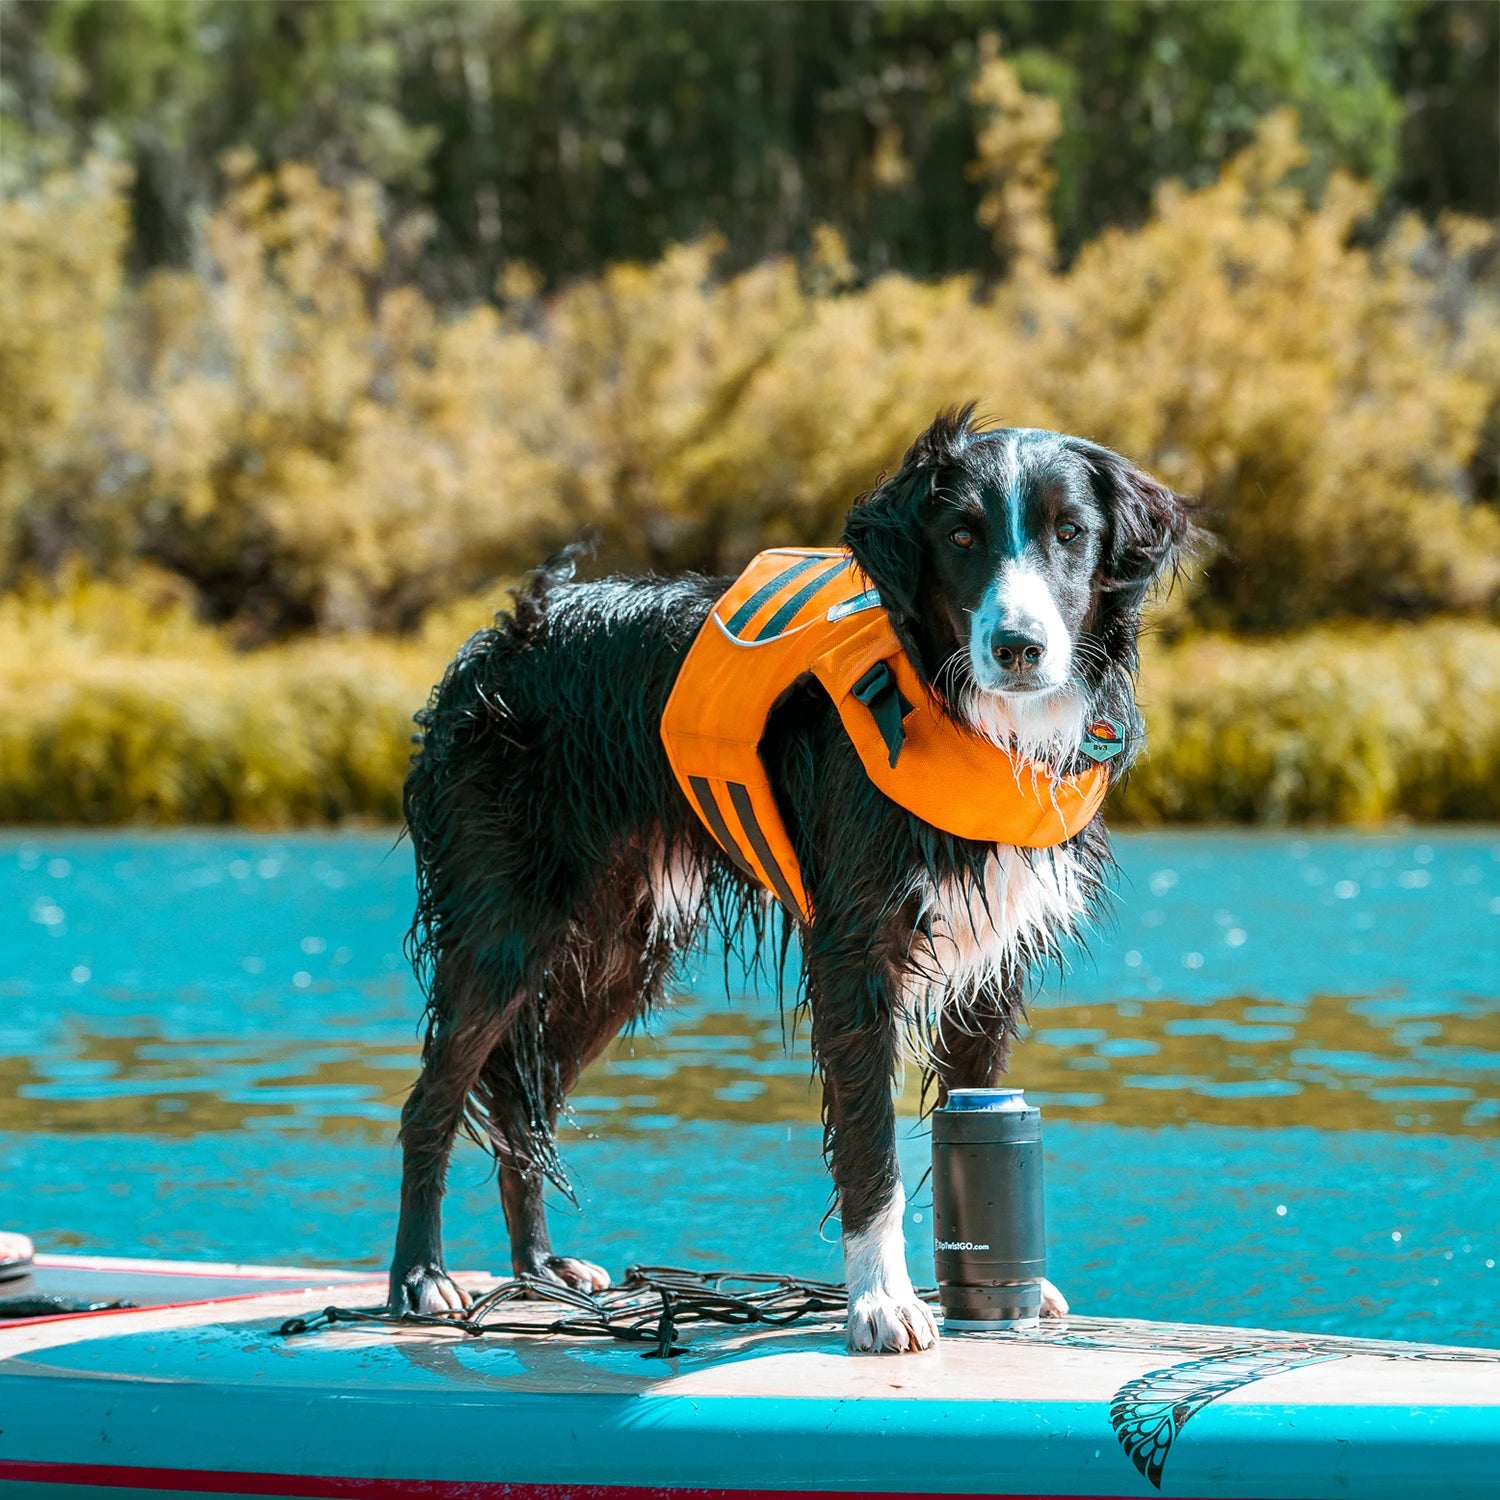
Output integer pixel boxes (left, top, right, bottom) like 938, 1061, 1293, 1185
842, 1173, 936, 1354
808, 944, 937, 1355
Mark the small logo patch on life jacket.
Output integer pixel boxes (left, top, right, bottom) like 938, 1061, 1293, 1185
1080, 714, 1126, 763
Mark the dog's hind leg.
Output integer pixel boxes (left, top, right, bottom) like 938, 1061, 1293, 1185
499, 1161, 610, 1293
389, 995, 509, 1314
481, 969, 621, 1294
486, 882, 682, 1293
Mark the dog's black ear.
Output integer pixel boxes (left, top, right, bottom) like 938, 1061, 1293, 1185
1069, 439, 1197, 607
843, 405, 979, 622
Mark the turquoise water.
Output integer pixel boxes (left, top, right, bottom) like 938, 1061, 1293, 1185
3, 829, 1497, 1347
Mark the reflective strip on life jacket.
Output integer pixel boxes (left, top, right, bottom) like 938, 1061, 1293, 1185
661, 548, 1108, 921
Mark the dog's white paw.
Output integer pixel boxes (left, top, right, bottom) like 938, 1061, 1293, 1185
536, 1255, 612, 1293
842, 1186, 935, 1354
1039, 1276, 1069, 1317
389, 1263, 470, 1315
847, 1286, 939, 1354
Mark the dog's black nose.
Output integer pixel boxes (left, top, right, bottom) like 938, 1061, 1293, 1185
991, 626, 1046, 675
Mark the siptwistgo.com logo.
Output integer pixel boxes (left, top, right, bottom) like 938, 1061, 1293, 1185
935, 1240, 991, 1251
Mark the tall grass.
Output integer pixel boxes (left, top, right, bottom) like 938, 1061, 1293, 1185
0, 577, 432, 824
1124, 624, 1500, 824
2, 578, 1496, 826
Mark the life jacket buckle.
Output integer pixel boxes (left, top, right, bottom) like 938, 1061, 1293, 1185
852, 660, 913, 769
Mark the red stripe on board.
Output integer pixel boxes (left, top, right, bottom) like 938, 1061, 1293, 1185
31, 1255, 376, 1282
0, 1461, 1151, 1500
3, 1281, 386, 1329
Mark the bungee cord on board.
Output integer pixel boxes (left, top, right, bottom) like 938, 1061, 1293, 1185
276, 1265, 934, 1359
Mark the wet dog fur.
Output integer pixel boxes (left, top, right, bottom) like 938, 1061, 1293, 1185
388, 406, 1192, 1352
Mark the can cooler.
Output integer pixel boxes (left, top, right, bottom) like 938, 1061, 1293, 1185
931, 1087, 1046, 1328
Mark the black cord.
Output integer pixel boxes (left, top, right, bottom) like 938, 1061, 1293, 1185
276, 1265, 935, 1357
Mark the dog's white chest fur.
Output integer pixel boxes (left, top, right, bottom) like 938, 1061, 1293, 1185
907, 843, 1087, 1022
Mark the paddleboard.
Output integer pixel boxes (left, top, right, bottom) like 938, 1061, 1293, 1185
1, 1254, 1496, 1500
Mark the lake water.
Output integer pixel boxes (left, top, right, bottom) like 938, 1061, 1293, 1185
3, 829, 1497, 1348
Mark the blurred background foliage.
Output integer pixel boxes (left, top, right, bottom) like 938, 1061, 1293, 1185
4, 0, 1494, 285
0, 0, 1497, 822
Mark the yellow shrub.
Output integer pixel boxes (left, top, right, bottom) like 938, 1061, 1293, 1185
1013, 115, 1500, 626
105, 161, 571, 633
2, 114, 1496, 636
0, 577, 434, 823
968, 40, 1061, 275
0, 161, 129, 574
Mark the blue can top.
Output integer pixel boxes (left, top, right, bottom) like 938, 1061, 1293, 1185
941, 1087, 1027, 1113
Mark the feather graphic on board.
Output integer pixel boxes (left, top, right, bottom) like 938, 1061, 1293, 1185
1109, 1348, 1345, 1488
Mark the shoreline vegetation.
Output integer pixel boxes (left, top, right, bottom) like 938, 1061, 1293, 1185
2, 579, 1496, 827
3, 34, 1497, 828
7, 109, 1498, 642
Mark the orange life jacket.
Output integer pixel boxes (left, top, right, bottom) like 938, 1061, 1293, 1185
660, 548, 1110, 921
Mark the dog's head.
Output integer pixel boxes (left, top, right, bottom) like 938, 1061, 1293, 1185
843, 405, 1193, 763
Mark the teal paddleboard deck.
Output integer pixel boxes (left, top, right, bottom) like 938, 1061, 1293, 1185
1, 1255, 1496, 1500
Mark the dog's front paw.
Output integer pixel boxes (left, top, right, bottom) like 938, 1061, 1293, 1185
388, 1262, 470, 1316
1039, 1277, 1069, 1318
847, 1286, 939, 1354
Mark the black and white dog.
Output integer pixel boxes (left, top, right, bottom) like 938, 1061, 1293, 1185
389, 406, 1191, 1353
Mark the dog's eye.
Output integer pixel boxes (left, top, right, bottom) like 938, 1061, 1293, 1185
949, 528, 976, 550
1056, 522, 1082, 544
